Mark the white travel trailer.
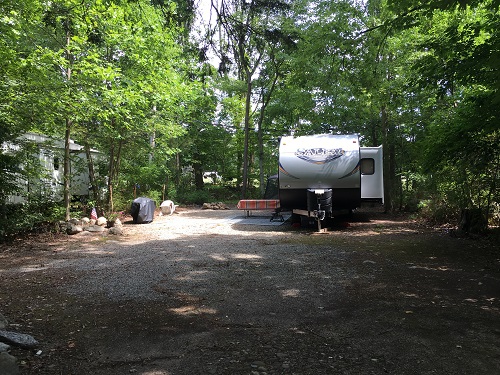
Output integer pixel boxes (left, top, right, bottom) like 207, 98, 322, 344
278, 133, 384, 229
4, 133, 99, 204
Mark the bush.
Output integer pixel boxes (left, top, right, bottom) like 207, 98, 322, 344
112, 189, 163, 214
164, 186, 178, 202
177, 189, 213, 205
141, 190, 162, 207
489, 202, 500, 226
0, 200, 66, 242
417, 198, 460, 225
205, 185, 240, 202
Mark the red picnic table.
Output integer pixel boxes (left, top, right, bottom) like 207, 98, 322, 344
236, 199, 283, 221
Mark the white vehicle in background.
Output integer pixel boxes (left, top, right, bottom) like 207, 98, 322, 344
4, 132, 100, 204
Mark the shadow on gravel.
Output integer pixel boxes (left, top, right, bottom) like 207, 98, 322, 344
1, 211, 499, 375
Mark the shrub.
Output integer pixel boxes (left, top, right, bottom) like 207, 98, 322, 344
177, 190, 213, 205
417, 198, 460, 225
205, 185, 239, 202
0, 200, 65, 242
489, 202, 500, 226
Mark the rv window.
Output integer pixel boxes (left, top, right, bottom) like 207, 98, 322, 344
53, 157, 60, 171
360, 158, 375, 175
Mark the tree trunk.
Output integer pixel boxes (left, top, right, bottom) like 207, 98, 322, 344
193, 155, 204, 190
106, 135, 123, 214
108, 185, 113, 213
114, 140, 123, 188
258, 122, 264, 197
458, 208, 487, 234
107, 131, 115, 213
63, 28, 72, 221
381, 105, 391, 212
256, 73, 278, 197
63, 119, 71, 221
389, 139, 397, 212
174, 152, 181, 186
241, 73, 252, 199
83, 141, 100, 208
236, 152, 243, 190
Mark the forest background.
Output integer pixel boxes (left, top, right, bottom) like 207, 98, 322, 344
1, 0, 499, 238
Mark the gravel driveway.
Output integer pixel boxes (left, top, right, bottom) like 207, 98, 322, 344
1, 207, 500, 374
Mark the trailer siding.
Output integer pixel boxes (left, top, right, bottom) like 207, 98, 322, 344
360, 146, 384, 204
278, 134, 362, 212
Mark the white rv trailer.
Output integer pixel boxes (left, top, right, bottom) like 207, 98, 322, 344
4, 133, 99, 204
278, 133, 384, 229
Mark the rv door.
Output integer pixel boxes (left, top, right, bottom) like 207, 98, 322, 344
360, 146, 384, 204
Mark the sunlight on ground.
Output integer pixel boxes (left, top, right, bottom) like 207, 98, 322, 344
208, 253, 263, 261
13, 265, 50, 273
174, 270, 209, 281
231, 253, 263, 260
209, 253, 227, 261
280, 288, 301, 298
408, 264, 457, 271
169, 305, 217, 316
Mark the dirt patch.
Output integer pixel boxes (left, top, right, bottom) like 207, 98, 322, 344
1, 208, 499, 374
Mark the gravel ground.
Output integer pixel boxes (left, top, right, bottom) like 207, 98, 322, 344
1, 207, 500, 374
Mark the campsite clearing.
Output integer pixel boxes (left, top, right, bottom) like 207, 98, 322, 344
1, 207, 499, 374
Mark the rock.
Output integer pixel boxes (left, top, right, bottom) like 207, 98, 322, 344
109, 226, 123, 235
79, 231, 97, 237
251, 361, 266, 370
202, 202, 229, 210
0, 342, 10, 352
68, 218, 82, 226
0, 313, 7, 329
108, 218, 122, 228
96, 217, 107, 226
0, 330, 39, 349
0, 352, 19, 375
57, 221, 68, 233
84, 225, 105, 233
81, 217, 90, 224
66, 223, 83, 235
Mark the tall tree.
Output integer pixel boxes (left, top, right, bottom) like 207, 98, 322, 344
381, 0, 500, 220
207, 0, 291, 198
77, 0, 189, 212
0, 0, 40, 205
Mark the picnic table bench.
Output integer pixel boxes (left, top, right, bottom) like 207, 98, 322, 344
236, 199, 283, 221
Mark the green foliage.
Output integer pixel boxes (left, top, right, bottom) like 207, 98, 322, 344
110, 190, 135, 214
417, 198, 461, 225
0, 200, 66, 242
411, 2, 500, 217
205, 185, 240, 202
1, 0, 499, 233
490, 203, 500, 227
177, 189, 213, 205
142, 190, 162, 208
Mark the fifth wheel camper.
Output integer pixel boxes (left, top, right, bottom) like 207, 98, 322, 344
278, 133, 384, 229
